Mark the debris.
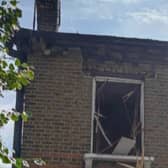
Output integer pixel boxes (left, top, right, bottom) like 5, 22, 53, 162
122, 90, 135, 102
94, 112, 105, 118
112, 137, 135, 155
118, 162, 135, 168
94, 115, 112, 146
94, 81, 141, 155
101, 138, 119, 153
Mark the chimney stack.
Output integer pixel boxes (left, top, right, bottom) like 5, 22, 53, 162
36, 0, 61, 32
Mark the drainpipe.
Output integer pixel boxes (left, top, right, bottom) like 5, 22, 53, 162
13, 48, 27, 158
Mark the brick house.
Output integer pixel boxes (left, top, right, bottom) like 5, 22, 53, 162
10, 0, 168, 168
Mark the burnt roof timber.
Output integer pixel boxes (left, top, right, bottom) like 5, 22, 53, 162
10, 28, 168, 64
14, 28, 168, 47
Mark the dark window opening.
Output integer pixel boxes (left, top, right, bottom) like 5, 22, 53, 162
93, 81, 142, 155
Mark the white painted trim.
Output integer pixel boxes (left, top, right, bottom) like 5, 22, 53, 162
90, 77, 96, 153
140, 82, 145, 153
84, 153, 154, 168
95, 76, 143, 84
84, 153, 154, 162
91, 76, 144, 155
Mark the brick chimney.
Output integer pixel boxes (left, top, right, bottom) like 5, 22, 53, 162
36, 0, 61, 32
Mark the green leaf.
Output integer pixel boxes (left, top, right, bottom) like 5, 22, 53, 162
21, 112, 28, 122
0, 113, 8, 126
15, 8, 22, 17
15, 82, 22, 90
28, 71, 34, 80
2, 155, 11, 164
20, 77, 29, 86
15, 158, 22, 168
2, 60, 7, 68
15, 59, 21, 66
3, 148, 9, 155
0, 1, 35, 167
21, 63, 28, 68
11, 113, 19, 121
10, 0, 17, 6
0, 142, 2, 149
9, 63, 15, 71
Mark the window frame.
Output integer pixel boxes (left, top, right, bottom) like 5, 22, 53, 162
90, 76, 144, 155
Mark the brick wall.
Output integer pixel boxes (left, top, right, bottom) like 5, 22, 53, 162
19, 31, 168, 168
22, 49, 92, 168
85, 61, 168, 168
36, 0, 60, 32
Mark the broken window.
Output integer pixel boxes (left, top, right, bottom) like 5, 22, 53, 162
93, 80, 142, 156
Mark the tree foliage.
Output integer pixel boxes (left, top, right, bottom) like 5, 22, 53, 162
0, 0, 45, 167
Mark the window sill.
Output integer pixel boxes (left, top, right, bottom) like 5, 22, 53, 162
84, 153, 154, 168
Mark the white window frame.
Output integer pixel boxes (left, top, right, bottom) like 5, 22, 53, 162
90, 76, 144, 155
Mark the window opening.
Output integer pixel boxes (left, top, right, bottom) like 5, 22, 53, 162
93, 81, 142, 156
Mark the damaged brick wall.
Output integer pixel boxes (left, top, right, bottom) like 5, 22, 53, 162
18, 30, 168, 168
22, 48, 92, 168
85, 60, 168, 168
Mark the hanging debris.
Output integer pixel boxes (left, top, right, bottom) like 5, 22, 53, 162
93, 81, 142, 156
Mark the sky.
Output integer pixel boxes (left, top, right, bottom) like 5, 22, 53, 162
1, 0, 168, 167
0, 91, 15, 168
19, 0, 168, 41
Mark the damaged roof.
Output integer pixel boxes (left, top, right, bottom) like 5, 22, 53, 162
10, 28, 168, 64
